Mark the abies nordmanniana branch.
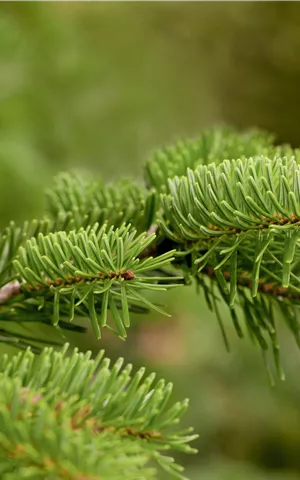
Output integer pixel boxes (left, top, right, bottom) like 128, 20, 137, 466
1, 127, 300, 374
13, 224, 179, 339
0, 344, 197, 480
1, 126, 300, 479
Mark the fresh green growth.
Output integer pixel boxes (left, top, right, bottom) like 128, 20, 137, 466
46, 173, 158, 232
0, 345, 196, 480
1, 126, 300, 478
159, 153, 300, 378
12, 224, 178, 340
145, 126, 276, 192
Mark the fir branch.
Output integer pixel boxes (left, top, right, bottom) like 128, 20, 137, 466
2, 126, 300, 375
160, 155, 300, 293
145, 126, 276, 192
202, 266, 300, 301
0, 345, 197, 480
7, 125, 300, 479
46, 173, 158, 233
0, 213, 78, 288
10, 224, 181, 339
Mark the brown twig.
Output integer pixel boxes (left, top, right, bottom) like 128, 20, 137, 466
202, 266, 299, 300
0, 270, 135, 304
0, 280, 21, 304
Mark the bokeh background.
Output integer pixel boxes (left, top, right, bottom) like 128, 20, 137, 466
1, 2, 300, 479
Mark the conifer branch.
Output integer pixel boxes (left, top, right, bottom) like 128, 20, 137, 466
2, 125, 300, 478
202, 266, 300, 301
145, 126, 277, 192
10, 224, 181, 339
0, 345, 197, 480
46, 173, 158, 233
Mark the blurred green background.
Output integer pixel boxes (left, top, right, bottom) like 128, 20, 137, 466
1, 2, 300, 479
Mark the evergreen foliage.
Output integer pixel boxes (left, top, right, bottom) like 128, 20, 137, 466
1, 126, 300, 478
0, 345, 196, 480
46, 173, 158, 233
